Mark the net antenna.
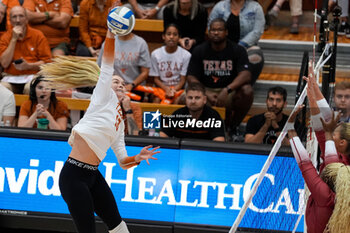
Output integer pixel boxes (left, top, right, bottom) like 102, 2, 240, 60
228, 49, 332, 233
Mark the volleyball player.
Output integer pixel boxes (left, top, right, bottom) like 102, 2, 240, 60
305, 64, 350, 169
286, 66, 350, 233
58, 28, 160, 233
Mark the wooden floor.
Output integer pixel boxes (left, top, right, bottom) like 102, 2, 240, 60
260, 25, 349, 82
262, 26, 350, 43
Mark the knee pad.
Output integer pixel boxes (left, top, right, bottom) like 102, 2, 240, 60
109, 221, 129, 233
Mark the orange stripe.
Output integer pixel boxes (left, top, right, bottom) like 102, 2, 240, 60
103, 37, 115, 64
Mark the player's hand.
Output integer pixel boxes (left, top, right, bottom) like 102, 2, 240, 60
121, 94, 131, 111
136, 145, 160, 165
304, 61, 317, 98
107, 2, 122, 37
288, 105, 304, 123
109, 0, 121, 11
320, 110, 341, 133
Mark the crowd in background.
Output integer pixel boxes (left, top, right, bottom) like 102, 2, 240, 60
0, 0, 349, 143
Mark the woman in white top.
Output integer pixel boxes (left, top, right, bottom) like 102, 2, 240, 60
58, 29, 159, 233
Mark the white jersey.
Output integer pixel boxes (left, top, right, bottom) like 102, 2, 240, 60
149, 46, 191, 86
68, 38, 127, 163
0, 84, 16, 121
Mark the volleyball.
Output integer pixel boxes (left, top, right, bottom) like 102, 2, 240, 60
107, 6, 135, 36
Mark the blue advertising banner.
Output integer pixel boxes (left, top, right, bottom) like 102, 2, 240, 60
0, 136, 304, 232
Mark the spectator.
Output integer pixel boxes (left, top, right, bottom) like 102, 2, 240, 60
266, 0, 302, 34
18, 76, 69, 130
23, 0, 73, 56
76, 0, 121, 57
294, 65, 350, 233
124, 0, 168, 19
149, 24, 191, 104
160, 82, 225, 141
333, 81, 350, 122
0, 6, 52, 94
337, 0, 349, 37
0, 2, 7, 36
97, 31, 150, 94
187, 18, 253, 139
112, 75, 142, 135
0, 83, 16, 126
163, 0, 207, 52
287, 104, 350, 233
209, 0, 265, 84
245, 86, 288, 144
71, 0, 79, 14
197, 0, 218, 14
0, 0, 20, 33
257, 0, 272, 15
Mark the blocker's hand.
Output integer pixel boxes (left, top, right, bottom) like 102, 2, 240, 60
320, 110, 341, 133
136, 145, 160, 165
288, 105, 304, 123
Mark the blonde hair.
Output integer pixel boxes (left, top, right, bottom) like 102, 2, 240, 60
38, 56, 100, 90
171, 0, 199, 20
322, 163, 350, 233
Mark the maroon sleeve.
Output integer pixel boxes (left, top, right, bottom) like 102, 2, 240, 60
299, 161, 335, 207
315, 130, 326, 161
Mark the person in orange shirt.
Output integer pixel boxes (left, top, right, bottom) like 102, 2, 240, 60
0, 6, 52, 94
0, 0, 20, 37
23, 0, 73, 56
18, 75, 69, 130
0, 3, 6, 37
76, 0, 120, 57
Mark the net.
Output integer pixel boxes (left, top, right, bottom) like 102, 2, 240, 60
238, 154, 305, 232
229, 85, 308, 233
230, 47, 333, 233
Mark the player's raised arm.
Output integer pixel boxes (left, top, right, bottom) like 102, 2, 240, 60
90, 29, 116, 104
